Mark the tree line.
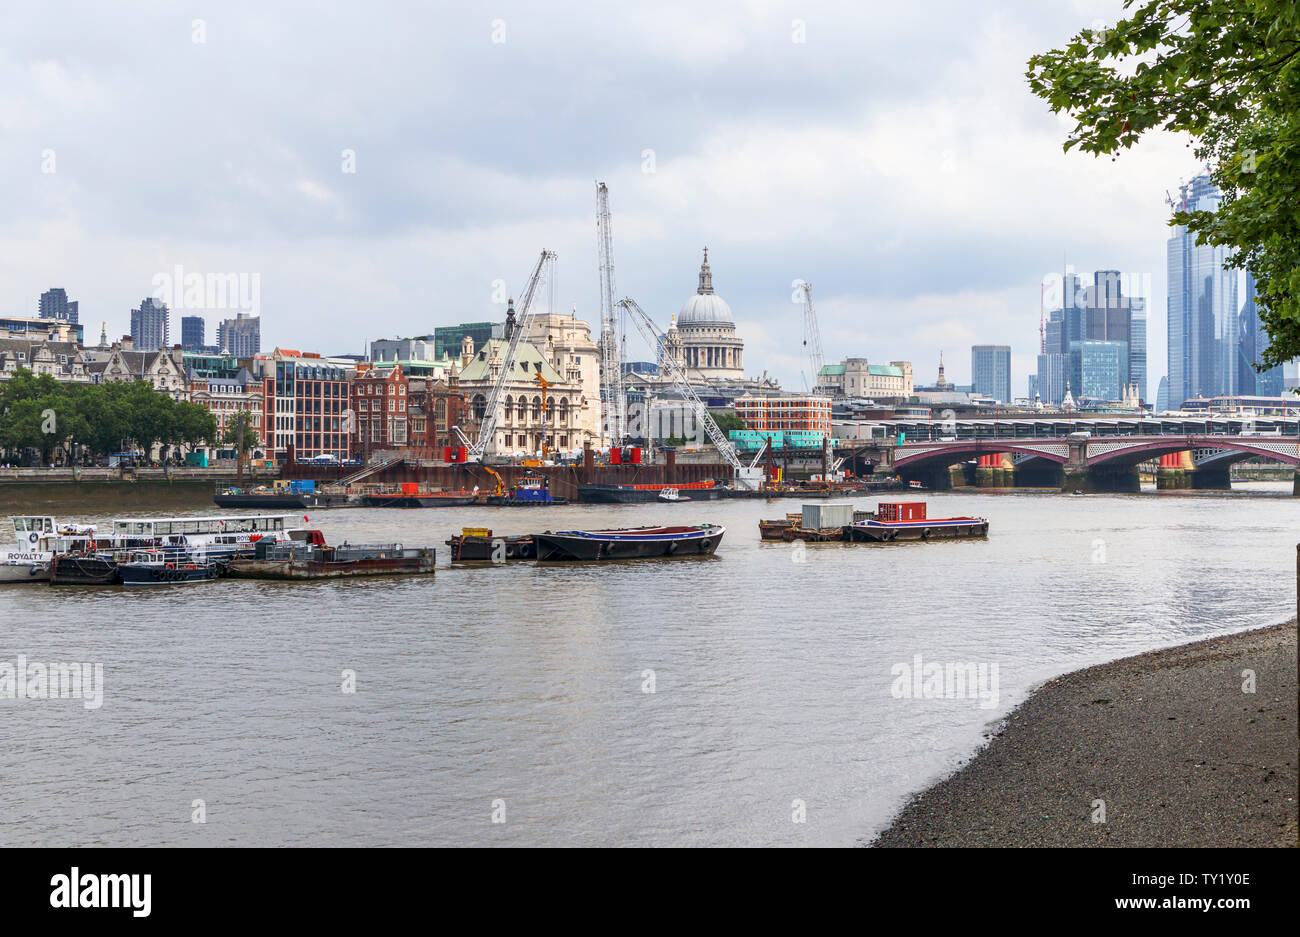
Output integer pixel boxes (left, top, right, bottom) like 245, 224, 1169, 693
0, 368, 217, 465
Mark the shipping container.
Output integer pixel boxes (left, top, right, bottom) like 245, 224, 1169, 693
878, 502, 926, 522
801, 502, 855, 529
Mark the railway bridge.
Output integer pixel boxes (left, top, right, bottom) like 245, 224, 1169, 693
886, 435, 1300, 492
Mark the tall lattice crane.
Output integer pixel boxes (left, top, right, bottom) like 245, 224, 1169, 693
596, 182, 626, 445
799, 280, 824, 393
617, 296, 764, 490
462, 249, 557, 461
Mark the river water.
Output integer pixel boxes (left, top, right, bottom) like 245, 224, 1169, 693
1, 484, 1294, 846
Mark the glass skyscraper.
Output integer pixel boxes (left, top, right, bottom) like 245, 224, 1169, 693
971, 345, 1012, 403
1167, 173, 1238, 406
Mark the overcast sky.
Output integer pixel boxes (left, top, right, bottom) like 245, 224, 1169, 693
3, 0, 1205, 396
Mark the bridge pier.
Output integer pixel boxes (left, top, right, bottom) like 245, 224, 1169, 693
1189, 464, 1232, 490
1063, 463, 1140, 494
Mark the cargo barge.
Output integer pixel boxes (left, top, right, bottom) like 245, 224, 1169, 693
760, 502, 988, 544
226, 532, 436, 579
534, 524, 725, 561
577, 480, 727, 503
848, 502, 987, 542
445, 528, 536, 561
363, 484, 477, 508
213, 480, 341, 509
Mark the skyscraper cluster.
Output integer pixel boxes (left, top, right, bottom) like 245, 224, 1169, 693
1036, 269, 1145, 406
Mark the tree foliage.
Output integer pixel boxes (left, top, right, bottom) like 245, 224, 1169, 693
1027, 0, 1300, 367
0, 370, 217, 463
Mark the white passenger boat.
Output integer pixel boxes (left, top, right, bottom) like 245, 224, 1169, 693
109, 514, 305, 556
0, 516, 93, 583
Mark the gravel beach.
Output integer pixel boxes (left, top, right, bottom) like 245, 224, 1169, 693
872, 620, 1298, 847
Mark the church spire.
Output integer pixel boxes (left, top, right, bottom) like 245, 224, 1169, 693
697, 247, 713, 295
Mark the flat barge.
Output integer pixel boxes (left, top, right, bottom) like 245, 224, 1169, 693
226, 535, 435, 579
576, 480, 727, 503
363, 486, 477, 508
445, 528, 535, 561
534, 524, 725, 561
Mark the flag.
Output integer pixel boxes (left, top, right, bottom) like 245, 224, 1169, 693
303, 515, 310, 524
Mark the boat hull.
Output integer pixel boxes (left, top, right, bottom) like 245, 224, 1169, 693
362, 494, 477, 508
119, 562, 222, 586
213, 493, 336, 509
533, 525, 725, 561
577, 484, 726, 503
226, 555, 435, 579
0, 561, 50, 583
445, 535, 535, 561
848, 519, 989, 542
49, 555, 119, 585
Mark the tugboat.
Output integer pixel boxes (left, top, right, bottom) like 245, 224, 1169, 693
363, 484, 477, 508
533, 524, 725, 561
484, 474, 568, 506
444, 527, 536, 561
118, 550, 223, 586
847, 502, 988, 542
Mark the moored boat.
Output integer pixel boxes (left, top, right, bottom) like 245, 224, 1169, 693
847, 502, 988, 542
213, 480, 339, 509
49, 553, 121, 585
118, 551, 223, 586
362, 485, 477, 508
533, 524, 725, 561
484, 475, 568, 506
225, 534, 435, 579
445, 528, 535, 561
576, 480, 727, 503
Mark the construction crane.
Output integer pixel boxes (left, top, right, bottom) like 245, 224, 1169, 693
798, 281, 824, 393
464, 248, 558, 461
616, 296, 763, 490
596, 182, 626, 445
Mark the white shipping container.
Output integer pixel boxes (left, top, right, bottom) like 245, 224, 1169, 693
801, 502, 854, 529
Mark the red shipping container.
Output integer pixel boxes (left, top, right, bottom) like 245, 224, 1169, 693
878, 501, 927, 522
441, 446, 452, 462
629, 447, 642, 464
401, 482, 419, 495
610, 447, 622, 465
456, 446, 467, 463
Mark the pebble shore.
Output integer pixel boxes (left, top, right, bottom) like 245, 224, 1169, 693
872, 620, 1298, 847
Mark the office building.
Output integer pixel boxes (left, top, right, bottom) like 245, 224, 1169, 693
1167, 172, 1238, 406
217, 312, 260, 358
130, 297, 170, 352
971, 345, 1012, 404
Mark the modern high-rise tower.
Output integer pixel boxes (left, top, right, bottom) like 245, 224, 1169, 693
130, 297, 170, 351
1167, 172, 1238, 407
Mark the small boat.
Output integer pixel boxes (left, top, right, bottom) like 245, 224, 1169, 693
118, 551, 222, 587
758, 513, 804, 540
533, 524, 725, 561
485, 475, 568, 506
657, 488, 689, 502
577, 480, 727, 503
213, 483, 339, 509
445, 528, 536, 561
847, 502, 988, 543
363, 486, 477, 508
226, 533, 435, 579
